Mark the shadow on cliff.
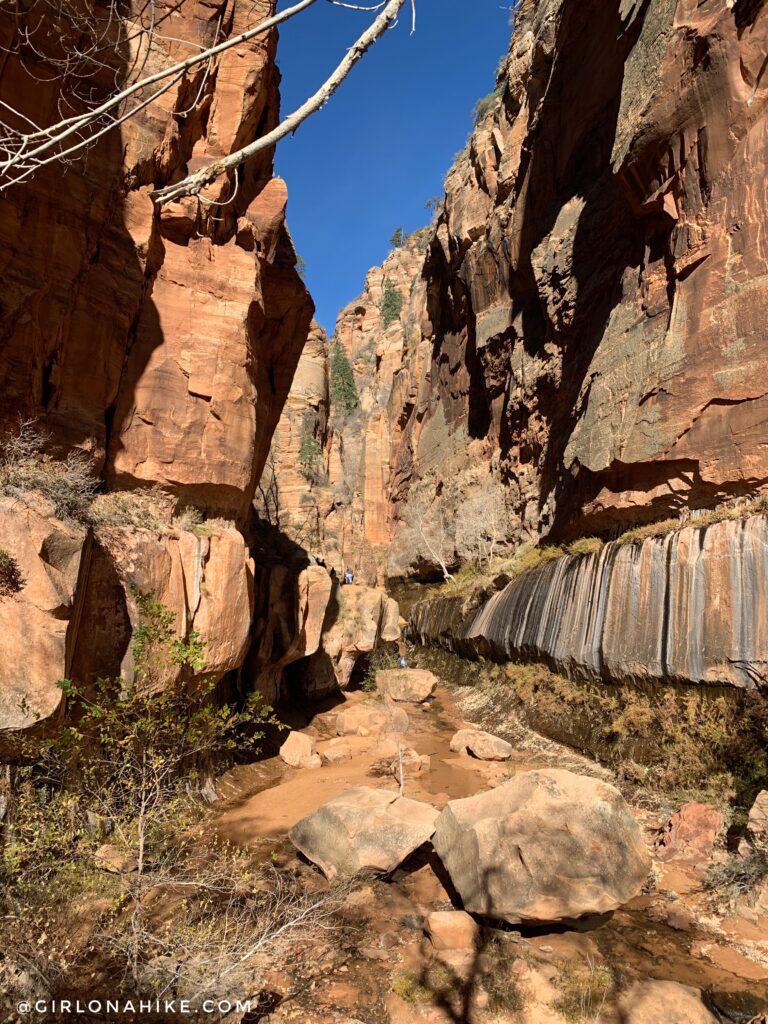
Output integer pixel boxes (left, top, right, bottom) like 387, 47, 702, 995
495, 0, 672, 538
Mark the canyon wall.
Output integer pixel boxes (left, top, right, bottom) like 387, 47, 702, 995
294, 0, 767, 580
410, 512, 768, 690
259, 235, 429, 582
0, 0, 356, 743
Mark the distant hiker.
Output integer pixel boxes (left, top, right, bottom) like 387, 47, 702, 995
344, 569, 354, 585
397, 655, 410, 669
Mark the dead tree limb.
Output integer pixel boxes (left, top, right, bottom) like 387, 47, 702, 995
151, 0, 408, 204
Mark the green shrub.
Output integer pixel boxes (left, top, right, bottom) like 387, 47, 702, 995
502, 662, 768, 808
298, 432, 323, 482
380, 278, 404, 327
390, 227, 406, 248
472, 88, 499, 126
0, 546, 22, 596
330, 341, 358, 415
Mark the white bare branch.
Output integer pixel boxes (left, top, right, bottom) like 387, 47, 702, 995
151, 0, 408, 204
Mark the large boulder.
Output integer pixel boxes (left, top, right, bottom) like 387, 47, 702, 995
336, 702, 408, 737
618, 980, 717, 1024
288, 786, 438, 880
376, 668, 437, 703
450, 728, 513, 761
432, 769, 650, 923
0, 495, 86, 738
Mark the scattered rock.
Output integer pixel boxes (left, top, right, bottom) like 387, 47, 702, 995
288, 786, 438, 880
336, 702, 409, 737
425, 910, 479, 950
450, 728, 513, 761
279, 730, 320, 769
94, 844, 138, 874
747, 790, 768, 848
654, 802, 725, 866
320, 742, 353, 765
432, 769, 650, 923
618, 979, 718, 1023
370, 747, 430, 778
376, 668, 437, 703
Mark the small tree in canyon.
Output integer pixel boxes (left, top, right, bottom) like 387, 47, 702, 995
405, 492, 455, 582
0, 0, 416, 200
380, 278, 404, 327
455, 482, 510, 570
330, 340, 359, 415
0, 594, 351, 1015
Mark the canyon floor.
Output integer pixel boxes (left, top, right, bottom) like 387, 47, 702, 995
210, 671, 768, 1024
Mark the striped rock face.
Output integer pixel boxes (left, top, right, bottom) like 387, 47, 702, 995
412, 513, 768, 689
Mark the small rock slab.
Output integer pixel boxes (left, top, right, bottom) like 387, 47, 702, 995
450, 728, 513, 761
425, 910, 478, 950
336, 702, 409, 737
654, 802, 725, 865
279, 730, 321, 769
370, 747, 431, 778
618, 980, 718, 1023
320, 740, 353, 765
288, 785, 438, 880
376, 668, 437, 703
748, 790, 768, 848
94, 844, 138, 874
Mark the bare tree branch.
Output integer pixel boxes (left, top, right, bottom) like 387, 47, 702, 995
151, 0, 408, 204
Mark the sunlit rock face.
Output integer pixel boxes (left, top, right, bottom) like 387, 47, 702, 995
0, 0, 312, 520
411, 514, 768, 689
281, 0, 767, 578
0, 1, 317, 740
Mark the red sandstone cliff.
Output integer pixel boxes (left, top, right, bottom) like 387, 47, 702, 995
284, 0, 768, 580
0, 0, 321, 739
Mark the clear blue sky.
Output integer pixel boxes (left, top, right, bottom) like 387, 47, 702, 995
275, 0, 513, 332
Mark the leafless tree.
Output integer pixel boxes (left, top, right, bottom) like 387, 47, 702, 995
0, 0, 414, 199
455, 482, 510, 569
406, 492, 455, 582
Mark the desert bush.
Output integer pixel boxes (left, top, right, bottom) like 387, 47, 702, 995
616, 494, 768, 546
392, 964, 461, 1006
89, 487, 174, 531
0, 546, 23, 595
704, 849, 768, 901
482, 949, 527, 1012
567, 536, 604, 557
552, 957, 614, 1022
0, 419, 97, 521
0, 595, 342, 1017
472, 87, 500, 126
